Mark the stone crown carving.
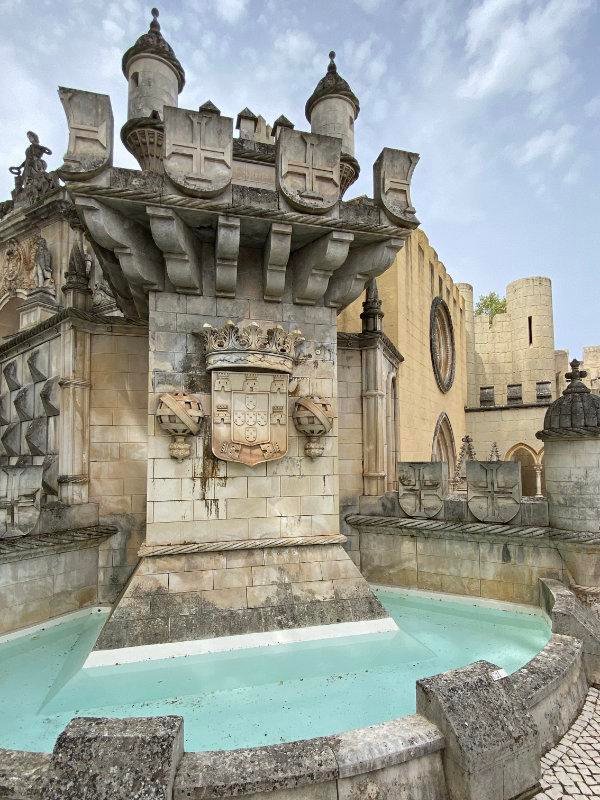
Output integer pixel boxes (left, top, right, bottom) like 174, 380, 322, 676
202, 321, 304, 374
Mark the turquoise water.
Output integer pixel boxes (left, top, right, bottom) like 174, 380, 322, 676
0, 588, 550, 753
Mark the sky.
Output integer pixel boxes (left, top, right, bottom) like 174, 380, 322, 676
1, 0, 598, 355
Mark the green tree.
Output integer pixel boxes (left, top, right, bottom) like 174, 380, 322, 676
475, 291, 507, 321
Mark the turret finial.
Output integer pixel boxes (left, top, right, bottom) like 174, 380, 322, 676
566, 358, 587, 383
150, 7, 160, 32
328, 51, 337, 73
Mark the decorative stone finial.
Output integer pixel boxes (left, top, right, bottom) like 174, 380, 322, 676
121, 6, 185, 91
360, 278, 384, 333
565, 359, 587, 384
305, 51, 359, 121
150, 7, 160, 31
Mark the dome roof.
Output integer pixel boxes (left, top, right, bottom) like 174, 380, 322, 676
122, 8, 185, 93
537, 359, 600, 440
305, 52, 359, 121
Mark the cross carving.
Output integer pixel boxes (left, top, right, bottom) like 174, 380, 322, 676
67, 120, 108, 156
475, 467, 515, 521
170, 114, 230, 187
382, 169, 414, 212
282, 135, 338, 200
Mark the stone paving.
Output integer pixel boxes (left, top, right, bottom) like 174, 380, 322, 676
536, 687, 600, 799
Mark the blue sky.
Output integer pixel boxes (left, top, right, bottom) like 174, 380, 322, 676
1, 0, 598, 354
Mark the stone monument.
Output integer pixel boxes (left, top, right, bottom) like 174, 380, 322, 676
55, 9, 420, 657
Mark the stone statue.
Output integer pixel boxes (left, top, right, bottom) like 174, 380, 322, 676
33, 236, 54, 289
9, 131, 59, 206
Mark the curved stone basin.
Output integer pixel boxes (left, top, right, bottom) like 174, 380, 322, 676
0, 587, 550, 753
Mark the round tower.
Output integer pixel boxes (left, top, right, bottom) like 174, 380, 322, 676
120, 8, 185, 172
305, 52, 360, 196
506, 277, 554, 403
536, 359, 600, 533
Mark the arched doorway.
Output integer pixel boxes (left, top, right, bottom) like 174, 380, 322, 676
505, 443, 543, 497
431, 412, 456, 467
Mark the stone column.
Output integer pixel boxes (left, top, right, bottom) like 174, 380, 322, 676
58, 322, 91, 504
533, 464, 543, 498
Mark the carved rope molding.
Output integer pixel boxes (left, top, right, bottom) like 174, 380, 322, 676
138, 534, 347, 557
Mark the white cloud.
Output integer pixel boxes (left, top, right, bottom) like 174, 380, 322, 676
212, 0, 248, 23
459, 0, 591, 101
274, 30, 317, 64
352, 0, 384, 11
511, 124, 576, 166
585, 96, 600, 118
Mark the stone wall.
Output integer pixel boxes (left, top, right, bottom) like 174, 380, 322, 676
466, 404, 546, 461
338, 229, 468, 463
89, 330, 148, 599
145, 278, 338, 547
0, 537, 108, 634
349, 516, 570, 605
544, 438, 600, 534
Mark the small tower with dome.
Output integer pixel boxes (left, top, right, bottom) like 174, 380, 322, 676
537, 359, 600, 532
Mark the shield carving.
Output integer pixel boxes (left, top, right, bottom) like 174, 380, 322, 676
398, 462, 448, 519
374, 147, 420, 226
164, 106, 232, 198
211, 371, 288, 465
276, 128, 341, 214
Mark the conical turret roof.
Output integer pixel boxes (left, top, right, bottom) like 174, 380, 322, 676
122, 8, 185, 92
537, 359, 600, 439
305, 51, 359, 121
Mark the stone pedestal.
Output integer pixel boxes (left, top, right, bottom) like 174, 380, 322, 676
93, 281, 393, 656
18, 287, 57, 330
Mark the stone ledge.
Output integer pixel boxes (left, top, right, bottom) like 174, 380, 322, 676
508, 633, 584, 708
346, 514, 600, 547
0, 524, 117, 564
0, 750, 50, 800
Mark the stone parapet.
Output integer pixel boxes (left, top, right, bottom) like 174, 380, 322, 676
507, 633, 588, 754
346, 513, 600, 604
540, 578, 600, 683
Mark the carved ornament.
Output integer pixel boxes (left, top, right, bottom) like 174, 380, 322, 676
202, 321, 304, 374
467, 461, 521, 523
397, 462, 448, 518
0, 235, 54, 298
292, 396, 334, 458
156, 393, 204, 461
211, 371, 289, 466
277, 128, 341, 214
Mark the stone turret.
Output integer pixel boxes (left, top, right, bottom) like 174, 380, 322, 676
121, 8, 185, 172
305, 51, 360, 196
537, 359, 600, 532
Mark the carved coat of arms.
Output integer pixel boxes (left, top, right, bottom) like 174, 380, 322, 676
164, 107, 232, 197
211, 371, 288, 466
467, 461, 521, 523
398, 462, 448, 519
374, 148, 420, 226
276, 128, 341, 214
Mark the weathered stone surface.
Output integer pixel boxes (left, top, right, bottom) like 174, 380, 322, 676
44, 716, 184, 800
329, 714, 443, 778
508, 633, 588, 753
175, 738, 338, 799
417, 660, 540, 800
276, 129, 341, 214
58, 87, 114, 179
0, 750, 50, 800
541, 578, 600, 683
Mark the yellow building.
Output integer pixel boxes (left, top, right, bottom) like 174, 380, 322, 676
339, 228, 568, 497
